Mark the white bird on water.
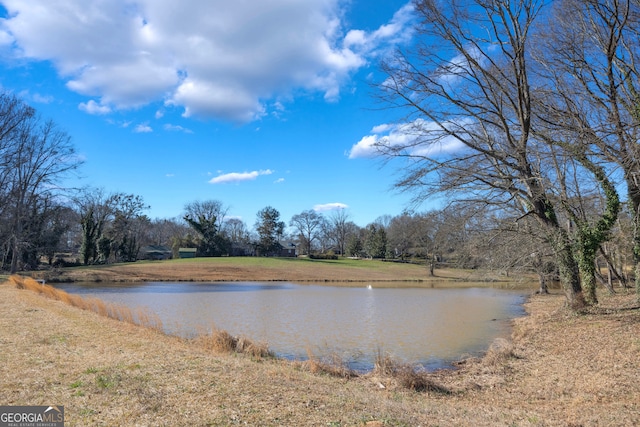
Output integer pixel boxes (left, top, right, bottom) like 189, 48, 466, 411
367, 284, 372, 289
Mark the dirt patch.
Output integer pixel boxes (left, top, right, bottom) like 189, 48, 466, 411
1, 276, 639, 426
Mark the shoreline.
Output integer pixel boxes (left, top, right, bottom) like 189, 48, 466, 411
2, 270, 639, 425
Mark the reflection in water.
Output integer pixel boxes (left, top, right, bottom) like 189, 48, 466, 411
54, 282, 526, 371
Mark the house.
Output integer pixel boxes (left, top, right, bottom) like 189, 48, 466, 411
253, 241, 297, 257
230, 242, 255, 257
139, 245, 172, 260
278, 241, 297, 257
178, 248, 198, 259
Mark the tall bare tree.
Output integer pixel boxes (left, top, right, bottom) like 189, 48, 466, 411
289, 210, 326, 255
184, 200, 229, 231
327, 208, 352, 255
374, 0, 588, 308
4, 112, 80, 272
387, 212, 416, 260
535, 0, 640, 300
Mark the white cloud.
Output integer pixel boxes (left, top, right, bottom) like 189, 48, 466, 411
371, 123, 393, 134
314, 202, 348, 212
134, 123, 153, 133
349, 135, 380, 159
31, 93, 54, 104
274, 178, 285, 184
78, 100, 111, 115
209, 169, 274, 184
0, 0, 415, 122
18, 90, 54, 104
344, 3, 414, 55
163, 124, 193, 133
349, 119, 468, 159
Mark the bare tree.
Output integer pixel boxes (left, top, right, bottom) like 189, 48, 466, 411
0, 93, 35, 206
184, 199, 229, 231
387, 213, 415, 260
5, 115, 80, 272
107, 193, 150, 262
289, 210, 326, 255
327, 209, 352, 255
535, 0, 640, 300
374, 0, 587, 308
146, 217, 190, 247
223, 218, 250, 243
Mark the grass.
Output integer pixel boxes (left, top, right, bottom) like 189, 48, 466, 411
372, 349, 451, 394
32, 256, 537, 289
9, 275, 165, 332
9, 275, 274, 361
193, 324, 273, 359
303, 349, 358, 379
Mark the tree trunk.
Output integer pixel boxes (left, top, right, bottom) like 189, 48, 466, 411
629, 183, 640, 303
551, 229, 587, 310
634, 215, 640, 302
578, 252, 598, 305
599, 245, 627, 288
594, 264, 616, 295
635, 261, 640, 303
9, 236, 19, 274
536, 273, 549, 294
532, 252, 548, 294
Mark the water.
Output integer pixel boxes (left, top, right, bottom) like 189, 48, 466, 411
53, 281, 526, 371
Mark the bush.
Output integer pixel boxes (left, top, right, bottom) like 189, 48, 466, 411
309, 253, 338, 260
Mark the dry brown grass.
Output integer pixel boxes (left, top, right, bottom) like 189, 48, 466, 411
372, 349, 451, 394
8, 275, 164, 332
303, 349, 358, 379
2, 274, 640, 426
192, 325, 273, 359
11, 275, 269, 360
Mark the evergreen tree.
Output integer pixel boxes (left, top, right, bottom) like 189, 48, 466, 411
255, 206, 285, 256
364, 224, 387, 259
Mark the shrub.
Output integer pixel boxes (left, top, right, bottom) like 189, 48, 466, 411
194, 327, 273, 358
305, 349, 356, 378
373, 349, 450, 394
309, 253, 338, 260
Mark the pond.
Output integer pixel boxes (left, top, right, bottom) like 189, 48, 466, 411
53, 281, 527, 371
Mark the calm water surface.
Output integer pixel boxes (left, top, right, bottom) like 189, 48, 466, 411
54, 282, 526, 371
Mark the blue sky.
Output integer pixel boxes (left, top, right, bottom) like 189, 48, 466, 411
0, 0, 431, 228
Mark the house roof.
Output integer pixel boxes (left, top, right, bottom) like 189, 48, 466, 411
141, 245, 172, 253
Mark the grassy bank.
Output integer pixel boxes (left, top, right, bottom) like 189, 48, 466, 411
32, 256, 536, 287
1, 274, 639, 425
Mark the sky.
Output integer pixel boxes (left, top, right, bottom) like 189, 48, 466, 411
0, 0, 431, 229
